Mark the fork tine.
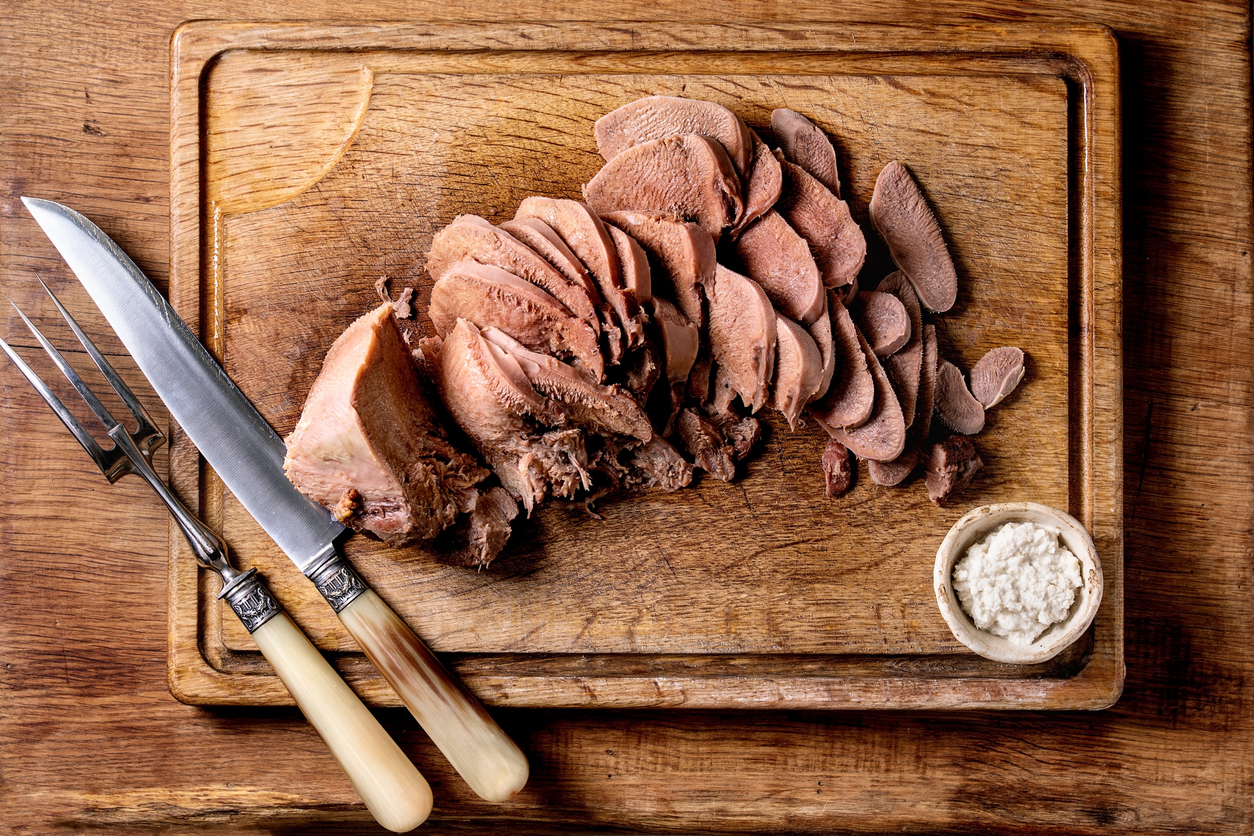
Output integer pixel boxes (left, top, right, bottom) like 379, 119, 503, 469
0, 333, 120, 477
35, 275, 164, 457
8, 298, 122, 434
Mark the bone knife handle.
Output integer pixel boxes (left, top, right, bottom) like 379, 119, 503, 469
307, 555, 529, 802
220, 570, 433, 832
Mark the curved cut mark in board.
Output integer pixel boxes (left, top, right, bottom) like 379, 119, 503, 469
205, 50, 374, 214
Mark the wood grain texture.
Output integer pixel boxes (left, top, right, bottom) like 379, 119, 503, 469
168, 21, 1122, 711
1, 2, 1249, 834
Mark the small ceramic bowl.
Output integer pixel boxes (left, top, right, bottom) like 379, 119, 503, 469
934, 502, 1103, 664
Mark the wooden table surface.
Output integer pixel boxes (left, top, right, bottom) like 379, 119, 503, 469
1, 1, 1249, 834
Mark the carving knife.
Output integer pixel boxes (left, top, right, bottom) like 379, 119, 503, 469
22, 197, 530, 803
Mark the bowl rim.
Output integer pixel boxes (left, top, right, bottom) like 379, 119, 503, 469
933, 501, 1104, 665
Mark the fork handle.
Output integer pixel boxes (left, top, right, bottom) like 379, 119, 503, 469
220, 571, 432, 832
307, 556, 529, 803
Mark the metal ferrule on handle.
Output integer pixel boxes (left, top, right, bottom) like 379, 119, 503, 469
306, 552, 530, 802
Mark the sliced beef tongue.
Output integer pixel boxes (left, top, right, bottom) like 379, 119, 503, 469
676, 408, 738, 482
774, 152, 866, 288
426, 214, 601, 331
866, 321, 937, 487
601, 210, 715, 328
433, 487, 519, 567
733, 209, 826, 326
594, 95, 756, 179
430, 318, 590, 514
583, 134, 743, 241
498, 217, 602, 299
852, 290, 911, 357
970, 346, 1026, 408
730, 129, 784, 238
822, 327, 907, 463
875, 271, 924, 428
771, 108, 841, 198
427, 258, 605, 382
706, 264, 778, 414
771, 313, 824, 431
606, 224, 652, 304
283, 303, 490, 547
821, 438, 854, 497
809, 292, 874, 429
869, 160, 957, 313
479, 327, 653, 441
805, 292, 836, 403
923, 435, 983, 504
513, 197, 639, 356
934, 358, 986, 435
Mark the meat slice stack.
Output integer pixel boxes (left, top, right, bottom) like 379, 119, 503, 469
285, 95, 1031, 568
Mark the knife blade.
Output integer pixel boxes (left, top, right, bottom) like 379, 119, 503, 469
23, 197, 529, 803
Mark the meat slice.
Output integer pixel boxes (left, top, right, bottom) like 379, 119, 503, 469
428, 259, 605, 381
806, 293, 836, 403
821, 438, 854, 497
824, 329, 907, 462
676, 408, 737, 482
867, 448, 919, 487
601, 210, 715, 327
852, 290, 911, 357
434, 487, 519, 568
626, 436, 694, 492
809, 293, 874, 429
650, 296, 700, 386
730, 129, 784, 237
513, 197, 642, 352
867, 322, 937, 487
875, 272, 924, 428
584, 134, 743, 240
498, 217, 602, 299
430, 319, 590, 513
706, 264, 777, 413
771, 108, 841, 197
869, 160, 957, 313
284, 303, 490, 546
480, 327, 652, 441
923, 435, 983, 504
733, 210, 826, 326
426, 215, 600, 331
774, 153, 866, 288
594, 95, 755, 179
772, 314, 824, 430
607, 224, 652, 304
935, 359, 986, 435
970, 346, 1026, 408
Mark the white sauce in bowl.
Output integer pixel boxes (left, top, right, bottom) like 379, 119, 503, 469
951, 521, 1082, 646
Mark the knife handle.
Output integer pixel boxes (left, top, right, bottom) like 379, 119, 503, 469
221, 571, 433, 832
309, 558, 529, 802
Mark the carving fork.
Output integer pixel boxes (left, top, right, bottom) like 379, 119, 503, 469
0, 278, 432, 832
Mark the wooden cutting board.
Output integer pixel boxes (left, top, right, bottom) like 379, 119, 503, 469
167, 21, 1122, 709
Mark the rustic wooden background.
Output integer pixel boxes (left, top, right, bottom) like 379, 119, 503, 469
0, 1, 1249, 834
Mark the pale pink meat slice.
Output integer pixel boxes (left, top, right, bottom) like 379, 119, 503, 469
730, 129, 784, 237
734, 209, 826, 326
284, 303, 489, 545
825, 328, 907, 462
935, 359, 986, 435
867, 448, 919, 487
514, 197, 643, 352
601, 210, 715, 328
875, 271, 924, 428
650, 296, 700, 385
606, 224, 652, 304
498, 217, 602, 299
867, 321, 937, 487
774, 153, 866, 288
869, 160, 958, 313
771, 314, 824, 431
806, 293, 836, 403
771, 108, 841, 197
853, 290, 911, 357
706, 264, 778, 413
594, 95, 755, 179
480, 327, 652, 441
809, 292, 874, 429
430, 319, 590, 513
427, 259, 605, 381
427, 215, 600, 331
583, 134, 743, 240
970, 346, 1026, 408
